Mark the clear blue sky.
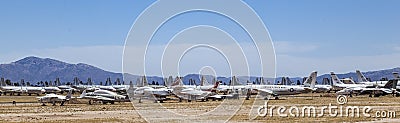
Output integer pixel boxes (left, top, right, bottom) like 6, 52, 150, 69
0, 0, 399, 77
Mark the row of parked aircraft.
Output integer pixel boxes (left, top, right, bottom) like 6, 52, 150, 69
5, 70, 400, 106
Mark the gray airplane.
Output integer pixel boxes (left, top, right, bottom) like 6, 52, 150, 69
78, 89, 126, 104
37, 90, 72, 106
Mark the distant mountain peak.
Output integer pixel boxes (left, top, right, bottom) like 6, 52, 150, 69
1, 56, 122, 84
13, 56, 63, 65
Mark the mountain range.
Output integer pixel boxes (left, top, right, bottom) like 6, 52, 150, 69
0, 56, 399, 85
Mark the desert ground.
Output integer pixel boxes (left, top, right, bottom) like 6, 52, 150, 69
1, 93, 400, 123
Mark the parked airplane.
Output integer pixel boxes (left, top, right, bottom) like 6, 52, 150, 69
330, 72, 373, 93
37, 90, 72, 106
336, 78, 398, 97
22, 86, 46, 96
42, 86, 62, 94
1, 80, 46, 96
132, 86, 172, 103
196, 75, 222, 91
356, 70, 388, 87
171, 77, 222, 102
78, 89, 126, 104
248, 72, 316, 100
0, 86, 23, 96
217, 76, 247, 94
303, 71, 331, 93
332, 71, 397, 97
53, 79, 78, 94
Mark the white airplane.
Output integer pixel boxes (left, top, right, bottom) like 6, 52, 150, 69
171, 77, 221, 102
72, 81, 117, 92
330, 72, 372, 92
303, 71, 331, 93
356, 70, 388, 87
196, 75, 222, 91
37, 90, 72, 106
248, 72, 316, 100
332, 72, 395, 97
42, 86, 62, 94
112, 84, 129, 92
0, 86, 23, 96
217, 76, 247, 94
1, 80, 45, 96
87, 78, 118, 92
78, 89, 126, 104
336, 79, 398, 97
132, 86, 172, 103
54, 79, 78, 94
21, 86, 46, 96
57, 85, 78, 94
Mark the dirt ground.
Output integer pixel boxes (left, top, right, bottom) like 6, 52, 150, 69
0, 93, 400, 123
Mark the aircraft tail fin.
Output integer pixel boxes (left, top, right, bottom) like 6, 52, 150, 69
383, 79, 398, 90
170, 76, 183, 87
56, 78, 61, 86
330, 72, 343, 86
142, 76, 148, 86
393, 79, 398, 90
304, 71, 317, 89
129, 81, 134, 88
356, 70, 369, 82
66, 90, 73, 99
231, 76, 241, 86
394, 72, 399, 79
213, 81, 220, 89
0, 78, 5, 87
79, 90, 87, 98
200, 75, 211, 86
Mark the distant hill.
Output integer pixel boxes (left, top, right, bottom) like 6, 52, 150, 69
0, 56, 399, 85
0, 56, 123, 85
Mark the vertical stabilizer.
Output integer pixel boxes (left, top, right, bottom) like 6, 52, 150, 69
66, 90, 73, 99
394, 72, 399, 79
356, 70, 369, 82
142, 76, 148, 86
231, 76, 241, 86
304, 71, 317, 89
79, 90, 87, 98
170, 76, 183, 87
330, 72, 344, 85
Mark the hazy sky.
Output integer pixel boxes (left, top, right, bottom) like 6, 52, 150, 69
0, 0, 399, 77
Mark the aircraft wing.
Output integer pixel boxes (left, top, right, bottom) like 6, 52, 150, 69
79, 96, 115, 101
208, 94, 234, 99
360, 88, 393, 94
148, 90, 170, 96
95, 96, 115, 101
255, 89, 275, 95
181, 90, 207, 96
